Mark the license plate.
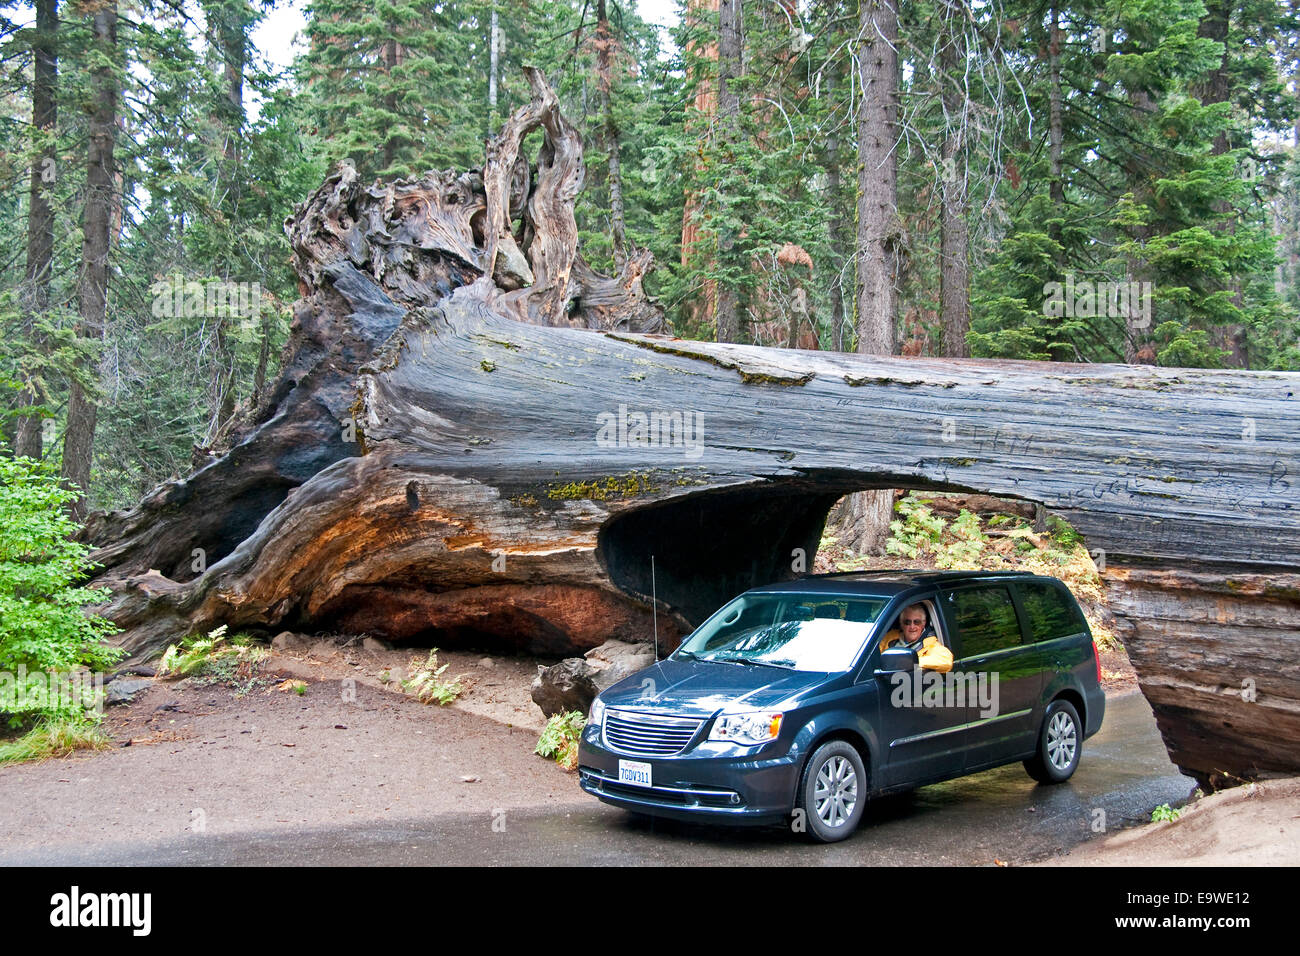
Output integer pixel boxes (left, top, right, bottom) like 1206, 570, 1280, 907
618, 759, 652, 788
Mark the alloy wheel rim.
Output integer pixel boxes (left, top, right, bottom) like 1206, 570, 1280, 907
814, 755, 858, 828
1046, 711, 1077, 771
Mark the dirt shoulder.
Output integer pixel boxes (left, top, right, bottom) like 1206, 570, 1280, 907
0, 642, 583, 856
1039, 776, 1300, 866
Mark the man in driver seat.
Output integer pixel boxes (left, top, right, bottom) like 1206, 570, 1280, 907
880, 604, 953, 672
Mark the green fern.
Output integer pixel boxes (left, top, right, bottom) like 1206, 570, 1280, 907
403, 649, 464, 705
536, 711, 586, 769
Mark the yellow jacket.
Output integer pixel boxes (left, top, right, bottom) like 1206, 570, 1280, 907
880, 630, 953, 673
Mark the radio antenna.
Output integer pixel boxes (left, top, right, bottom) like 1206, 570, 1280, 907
651, 555, 659, 661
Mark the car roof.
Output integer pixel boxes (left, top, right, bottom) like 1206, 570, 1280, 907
747, 569, 1045, 599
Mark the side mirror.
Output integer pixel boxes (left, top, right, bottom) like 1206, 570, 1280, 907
875, 646, 918, 676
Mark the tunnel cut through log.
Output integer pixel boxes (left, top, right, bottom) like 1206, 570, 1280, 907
598, 484, 844, 630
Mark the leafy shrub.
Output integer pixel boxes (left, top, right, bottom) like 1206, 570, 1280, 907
886, 494, 988, 569
403, 648, 464, 705
1150, 803, 1182, 823
935, 509, 988, 569
536, 710, 586, 770
0, 446, 121, 727
885, 495, 947, 559
1046, 514, 1083, 547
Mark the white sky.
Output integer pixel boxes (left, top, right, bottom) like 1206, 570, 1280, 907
252, 0, 681, 71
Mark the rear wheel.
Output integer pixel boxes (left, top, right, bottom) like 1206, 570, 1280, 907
797, 740, 867, 843
1024, 700, 1081, 784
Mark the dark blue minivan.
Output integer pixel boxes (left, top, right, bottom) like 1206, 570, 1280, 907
578, 570, 1105, 842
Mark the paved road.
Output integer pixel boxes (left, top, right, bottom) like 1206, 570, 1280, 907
2, 690, 1193, 865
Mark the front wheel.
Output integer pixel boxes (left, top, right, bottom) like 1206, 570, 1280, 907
797, 740, 867, 843
1024, 699, 1081, 784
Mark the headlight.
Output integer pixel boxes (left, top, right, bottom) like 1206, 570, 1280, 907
709, 711, 783, 746
588, 696, 605, 727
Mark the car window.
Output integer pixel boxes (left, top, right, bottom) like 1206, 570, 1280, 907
880, 596, 944, 645
946, 586, 1022, 656
676, 594, 888, 672
1018, 581, 1086, 641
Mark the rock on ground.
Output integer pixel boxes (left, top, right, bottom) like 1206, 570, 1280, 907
531, 640, 656, 717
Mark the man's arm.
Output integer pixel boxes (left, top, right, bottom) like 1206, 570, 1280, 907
919, 637, 953, 673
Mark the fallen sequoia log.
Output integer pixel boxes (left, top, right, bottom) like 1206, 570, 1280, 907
82, 71, 1300, 787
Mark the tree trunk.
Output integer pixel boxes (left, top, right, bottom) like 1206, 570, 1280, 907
203, 0, 249, 444
938, 0, 970, 358
1195, 0, 1247, 367
596, 0, 627, 270
841, 0, 902, 552
15, 0, 58, 460
714, 0, 744, 343
681, 0, 718, 335
1123, 88, 1157, 364
382, 36, 399, 173
62, 2, 117, 517
854, 0, 899, 355
1047, 4, 1065, 213
1041, 3, 1074, 362
488, 4, 500, 134
252, 310, 272, 407
824, 52, 848, 353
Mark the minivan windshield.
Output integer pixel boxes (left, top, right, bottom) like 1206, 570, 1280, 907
674, 593, 888, 673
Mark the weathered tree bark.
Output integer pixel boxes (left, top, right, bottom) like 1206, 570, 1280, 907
855, 0, 899, 357
84, 73, 1300, 787
62, 2, 117, 518
830, 488, 897, 556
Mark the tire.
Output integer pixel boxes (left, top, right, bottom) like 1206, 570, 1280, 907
797, 740, 867, 843
1024, 699, 1082, 784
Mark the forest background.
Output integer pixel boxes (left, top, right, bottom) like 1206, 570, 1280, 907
1, 0, 1297, 522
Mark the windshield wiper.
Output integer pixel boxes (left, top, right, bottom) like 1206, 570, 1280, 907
711, 655, 795, 670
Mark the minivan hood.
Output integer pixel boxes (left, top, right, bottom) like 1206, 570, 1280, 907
598, 657, 833, 719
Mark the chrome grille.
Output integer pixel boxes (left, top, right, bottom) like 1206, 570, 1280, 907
603, 710, 703, 757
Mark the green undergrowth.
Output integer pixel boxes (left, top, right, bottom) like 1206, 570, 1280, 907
536, 710, 586, 770
823, 492, 1119, 650
1150, 803, 1182, 822
158, 625, 271, 695
0, 717, 113, 765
